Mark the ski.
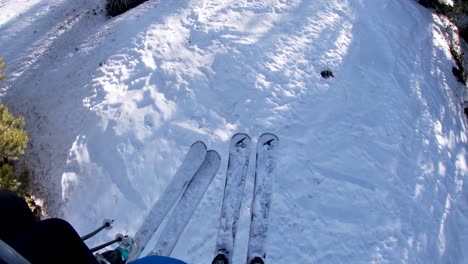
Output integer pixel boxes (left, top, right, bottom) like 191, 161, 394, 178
246, 133, 279, 264
148, 150, 221, 257
212, 133, 252, 264
127, 141, 208, 261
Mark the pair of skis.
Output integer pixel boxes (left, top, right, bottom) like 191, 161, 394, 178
125, 133, 278, 264
212, 133, 279, 264
127, 141, 221, 261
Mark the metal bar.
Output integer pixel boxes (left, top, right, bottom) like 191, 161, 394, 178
0, 240, 32, 264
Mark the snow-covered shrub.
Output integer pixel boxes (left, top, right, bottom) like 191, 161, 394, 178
417, 0, 452, 15
451, 1, 468, 42
417, 0, 468, 84
105, 0, 148, 17
417, 0, 468, 34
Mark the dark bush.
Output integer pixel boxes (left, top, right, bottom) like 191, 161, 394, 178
106, 0, 149, 17
460, 26, 468, 43
449, 46, 467, 84
452, 66, 466, 84
417, 0, 453, 15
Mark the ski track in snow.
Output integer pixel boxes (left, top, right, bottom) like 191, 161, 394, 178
1, 0, 468, 263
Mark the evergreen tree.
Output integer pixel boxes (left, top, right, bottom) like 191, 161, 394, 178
0, 57, 5, 80
0, 104, 29, 194
0, 57, 29, 195
0, 104, 28, 161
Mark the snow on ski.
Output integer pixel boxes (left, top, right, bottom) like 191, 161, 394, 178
212, 133, 252, 264
149, 150, 221, 257
127, 141, 208, 261
246, 133, 279, 264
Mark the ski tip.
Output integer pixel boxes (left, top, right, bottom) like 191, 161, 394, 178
231, 133, 251, 141
231, 132, 250, 138
206, 150, 222, 162
231, 133, 252, 148
191, 141, 208, 150
258, 133, 279, 147
258, 133, 278, 140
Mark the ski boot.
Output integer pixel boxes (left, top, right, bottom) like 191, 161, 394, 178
212, 253, 229, 264
249, 256, 265, 264
95, 234, 134, 264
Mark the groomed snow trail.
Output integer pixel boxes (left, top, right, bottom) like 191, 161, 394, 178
0, 0, 467, 263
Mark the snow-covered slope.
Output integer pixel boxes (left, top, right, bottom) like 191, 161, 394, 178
1, 0, 468, 263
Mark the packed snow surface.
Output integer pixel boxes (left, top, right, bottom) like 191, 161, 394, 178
1, 0, 468, 263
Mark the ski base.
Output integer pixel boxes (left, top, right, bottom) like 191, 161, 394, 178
246, 133, 278, 264
213, 133, 252, 263
128, 141, 208, 261
149, 150, 221, 257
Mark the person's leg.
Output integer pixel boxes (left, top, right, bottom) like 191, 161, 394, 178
0, 189, 38, 245
13, 218, 99, 264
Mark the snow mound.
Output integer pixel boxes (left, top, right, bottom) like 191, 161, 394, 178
1, 0, 468, 263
